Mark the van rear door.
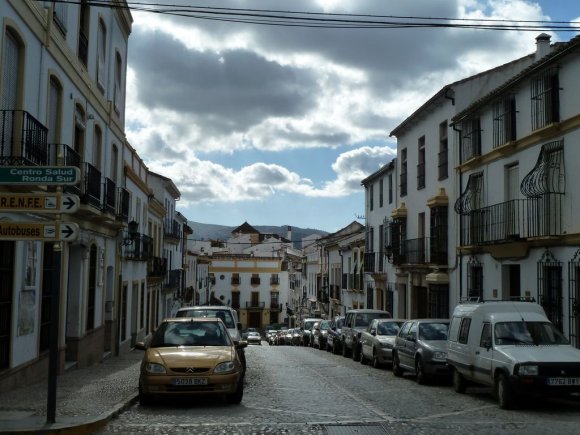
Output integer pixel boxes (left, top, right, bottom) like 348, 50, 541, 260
473, 322, 493, 386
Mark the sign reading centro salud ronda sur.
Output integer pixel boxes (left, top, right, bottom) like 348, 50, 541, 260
0, 166, 80, 185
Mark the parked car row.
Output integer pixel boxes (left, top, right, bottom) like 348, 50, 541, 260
298, 301, 580, 410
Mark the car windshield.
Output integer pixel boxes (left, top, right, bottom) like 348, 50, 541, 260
355, 312, 390, 328
304, 321, 315, 329
150, 321, 231, 347
494, 321, 569, 345
320, 321, 331, 330
177, 309, 235, 329
377, 321, 403, 336
418, 322, 449, 341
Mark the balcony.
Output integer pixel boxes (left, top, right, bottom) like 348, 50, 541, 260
0, 110, 48, 166
231, 276, 240, 285
103, 177, 116, 214
270, 302, 281, 310
457, 196, 562, 246
391, 237, 447, 266
164, 269, 181, 290
122, 232, 153, 261
82, 162, 101, 208
250, 276, 261, 285
117, 187, 130, 222
148, 256, 167, 277
164, 219, 181, 241
245, 301, 265, 309
270, 276, 280, 285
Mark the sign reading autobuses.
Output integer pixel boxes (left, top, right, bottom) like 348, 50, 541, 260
0, 166, 80, 185
0, 222, 79, 241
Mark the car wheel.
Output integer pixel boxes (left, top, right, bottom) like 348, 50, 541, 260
415, 357, 427, 385
139, 386, 154, 406
342, 340, 350, 357
372, 348, 381, 369
352, 343, 360, 362
453, 368, 466, 394
392, 353, 403, 377
360, 350, 367, 365
226, 380, 244, 405
496, 373, 515, 410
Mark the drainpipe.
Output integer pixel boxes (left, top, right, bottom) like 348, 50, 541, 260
452, 122, 464, 301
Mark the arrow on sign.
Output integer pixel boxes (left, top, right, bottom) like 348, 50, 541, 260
63, 196, 77, 211
61, 224, 75, 239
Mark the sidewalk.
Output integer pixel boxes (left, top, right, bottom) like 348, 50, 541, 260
0, 349, 143, 435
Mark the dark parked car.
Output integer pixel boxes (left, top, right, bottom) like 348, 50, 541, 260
341, 309, 392, 360
392, 319, 450, 384
326, 316, 345, 354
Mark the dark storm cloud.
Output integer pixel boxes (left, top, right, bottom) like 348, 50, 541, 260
129, 29, 319, 133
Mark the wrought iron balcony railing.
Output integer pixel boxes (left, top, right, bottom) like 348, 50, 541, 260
391, 237, 447, 266
83, 162, 101, 208
148, 256, 167, 277
231, 276, 240, 285
164, 269, 181, 290
270, 276, 280, 285
270, 302, 281, 310
164, 219, 181, 239
245, 301, 265, 309
122, 233, 153, 261
0, 110, 48, 166
458, 195, 562, 246
251, 277, 261, 285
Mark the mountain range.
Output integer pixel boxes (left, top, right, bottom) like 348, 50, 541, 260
188, 221, 328, 247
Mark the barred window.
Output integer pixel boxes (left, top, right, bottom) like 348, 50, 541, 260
531, 67, 560, 131
417, 136, 426, 189
438, 121, 448, 180
400, 148, 408, 197
460, 118, 481, 163
493, 96, 516, 148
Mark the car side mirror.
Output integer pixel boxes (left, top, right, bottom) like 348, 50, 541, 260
371, 330, 376, 336
406, 334, 416, 342
135, 341, 147, 350
236, 340, 248, 349
237, 322, 242, 331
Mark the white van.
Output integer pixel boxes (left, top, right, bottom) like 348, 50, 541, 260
447, 300, 580, 409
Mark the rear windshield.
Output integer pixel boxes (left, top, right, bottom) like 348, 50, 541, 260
418, 322, 449, 341
176, 309, 235, 329
355, 312, 391, 328
151, 320, 231, 347
377, 321, 403, 336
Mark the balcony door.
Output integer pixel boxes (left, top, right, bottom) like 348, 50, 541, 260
1, 30, 20, 157
506, 164, 520, 237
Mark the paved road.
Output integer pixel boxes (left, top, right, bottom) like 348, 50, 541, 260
98, 341, 580, 434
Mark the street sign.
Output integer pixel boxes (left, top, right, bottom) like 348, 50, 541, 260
0, 221, 80, 241
0, 166, 80, 185
0, 193, 80, 213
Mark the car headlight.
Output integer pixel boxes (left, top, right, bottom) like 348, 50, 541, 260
214, 361, 236, 374
518, 365, 539, 376
432, 351, 447, 360
145, 362, 167, 374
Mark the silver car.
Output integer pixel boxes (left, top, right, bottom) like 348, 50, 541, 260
392, 319, 450, 384
360, 319, 405, 368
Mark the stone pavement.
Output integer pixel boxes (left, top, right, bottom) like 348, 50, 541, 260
0, 349, 143, 435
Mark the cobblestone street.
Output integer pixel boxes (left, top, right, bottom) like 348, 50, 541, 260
98, 342, 580, 434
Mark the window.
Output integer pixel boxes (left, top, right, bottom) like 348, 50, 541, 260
271, 291, 279, 309
467, 257, 483, 300
87, 245, 97, 330
438, 121, 448, 180
531, 67, 559, 131
92, 125, 102, 169
231, 273, 240, 285
114, 52, 123, 115
417, 136, 425, 189
47, 76, 63, 158
429, 206, 448, 265
270, 274, 279, 285
460, 117, 481, 163
78, 0, 90, 65
97, 19, 107, 92
73, 104, 86, 157
251, 274, 260, 285
388, 173, 393, 204
369, 183, 374, 211
400, 148, 407, 197
493, 96, 516, 147
53, 0, 68, 34
379, 178, 384, 207
140, 283, 145, 329
1, 29, 22, 158
458, 318, 471, 344
480, 323, 491, 347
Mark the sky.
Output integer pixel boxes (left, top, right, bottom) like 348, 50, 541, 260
124, 0, 580, 234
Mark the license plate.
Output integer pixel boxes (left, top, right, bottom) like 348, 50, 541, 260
547, 377, 580, 386
173, 377, 208, 386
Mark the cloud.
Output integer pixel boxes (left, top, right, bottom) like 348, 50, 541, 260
125, 0, 557, 211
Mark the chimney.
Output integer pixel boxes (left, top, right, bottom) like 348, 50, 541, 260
535, 33, 551, 60
287, 226, 292, 242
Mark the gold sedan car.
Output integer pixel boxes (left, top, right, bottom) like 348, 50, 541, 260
136, 317, 247, 405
